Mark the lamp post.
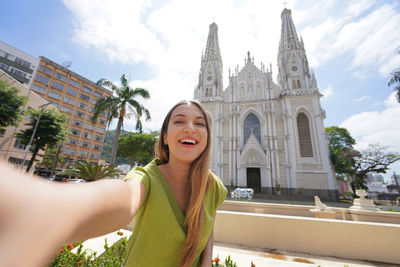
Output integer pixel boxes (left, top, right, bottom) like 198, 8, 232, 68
21, 102, 51, 170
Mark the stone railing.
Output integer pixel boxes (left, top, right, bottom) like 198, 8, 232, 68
280, 88, 319, 97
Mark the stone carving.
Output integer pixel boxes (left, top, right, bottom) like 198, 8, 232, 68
314, 195, 332, 212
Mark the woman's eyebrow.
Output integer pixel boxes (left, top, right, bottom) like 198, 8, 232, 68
172, 114, 185, 119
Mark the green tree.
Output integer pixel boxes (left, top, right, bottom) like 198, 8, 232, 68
0, 80, 27, 129
349, 144, 400, 193
92, 74, 151, 164
117, 131, 158, 167
101, 129, 129, 165
41, 146, 66, 170
60, 161, 121, 181
325, 126, 356, 178
16, 107, 68, 172
387, 47, 400, 102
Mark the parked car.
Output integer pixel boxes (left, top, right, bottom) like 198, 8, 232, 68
51, 177, 67, 182
67, 178, 86, 183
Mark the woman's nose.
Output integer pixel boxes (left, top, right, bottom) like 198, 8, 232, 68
183, 121, 196, 133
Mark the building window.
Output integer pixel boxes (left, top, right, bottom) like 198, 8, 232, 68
67, 137, 78, 146
98, 119, 106, 126
80, 93, 90, 101
96, 127, 105, 134
89, 106, 95, 113
69, 79, 80, 88
87, 114, 93, 121
95, 135, 103, 142
54, 72, 68, 82
39, 65, 53, 76
60, 105, 73, 114
75, 110, 85, 118
80, 141, 90, 148
72, 119, 83, 127
85, 123, 94, 131
15, 57, 31, 68
51, 81, 65, 91
83, 132, 92, 139
243, 113, 261, 145
93, 144, 102, 150
78, 102, 87, 110
94, 91, 102, 98
64, 147, 76, 155
10, 68, 26, 78
66, 87, 78, 97
71, 128, 81, 137
101, 111, 108, 117
297, 112, 313, 157
48, 100, 59, 108
82, 86, 92, 94
63, 96, 75, 105
91, 98, 98, 105
8, 157, 28, 166
35, 74, 50, 85
90, 152, 100, 159
31, 84, 47, 94
78, 150, 89, 158
48, 90, 62, 100
14, 138, 26, 149
0, 62, 10, 72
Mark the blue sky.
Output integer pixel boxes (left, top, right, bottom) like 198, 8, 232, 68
2, 0, 400, 180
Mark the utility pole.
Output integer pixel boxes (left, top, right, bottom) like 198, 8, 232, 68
50, 143, 63, 177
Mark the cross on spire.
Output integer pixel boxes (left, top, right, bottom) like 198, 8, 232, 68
283, 1, 288, 8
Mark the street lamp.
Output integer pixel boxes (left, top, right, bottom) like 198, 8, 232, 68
21, 102, 51, 170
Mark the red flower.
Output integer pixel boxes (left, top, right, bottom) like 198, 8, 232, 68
60, 248, 65, 253
117, 231, 123, 236
68, 244, 74, 250
251, 262, 255, 267
214, 257, 220, 263
77, 260, 83, 265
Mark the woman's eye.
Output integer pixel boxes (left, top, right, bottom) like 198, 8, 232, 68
196, 122, 205, 126
173, 120, 184, 124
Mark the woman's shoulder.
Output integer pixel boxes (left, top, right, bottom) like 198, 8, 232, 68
124, 159, 160, 191
208, 171, 228, 208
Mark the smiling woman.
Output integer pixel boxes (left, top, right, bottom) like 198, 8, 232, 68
0, 100, 227, 267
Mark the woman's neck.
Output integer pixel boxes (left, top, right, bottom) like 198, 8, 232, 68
163, 157, 191, 184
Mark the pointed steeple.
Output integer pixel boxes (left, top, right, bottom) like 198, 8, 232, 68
204, 23, 222, 61
194, 22, 223, 101
277, 8, 315, 91
279, 8, 301, 51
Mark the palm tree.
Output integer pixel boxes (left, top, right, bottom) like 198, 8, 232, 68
60, 161, 121, 181
92, 74, 151, 164
388, 47, 400, 102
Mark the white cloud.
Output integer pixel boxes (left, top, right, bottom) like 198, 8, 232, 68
62, 0, 400, 131
354, 95, 370, 102
341, 92, 400, 151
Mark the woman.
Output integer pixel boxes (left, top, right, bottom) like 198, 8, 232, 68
0, 100, 227, 267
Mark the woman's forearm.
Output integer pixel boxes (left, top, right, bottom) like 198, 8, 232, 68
200, 230, 214, 267
0, 162, 141, 267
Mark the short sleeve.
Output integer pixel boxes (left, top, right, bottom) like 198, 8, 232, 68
212, 174, 228, 208
124, 167, 150, 195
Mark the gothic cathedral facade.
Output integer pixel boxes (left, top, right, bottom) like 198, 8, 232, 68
194, 8, 338, 200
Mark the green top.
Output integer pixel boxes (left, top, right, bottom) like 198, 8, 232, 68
123, 159, 227, 267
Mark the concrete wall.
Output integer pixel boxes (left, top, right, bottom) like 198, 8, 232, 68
215, 210, 400, 264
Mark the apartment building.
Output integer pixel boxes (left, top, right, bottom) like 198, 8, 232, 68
30, 56, 112, 165
0, 69, 48, 170
0, 41, 39, 88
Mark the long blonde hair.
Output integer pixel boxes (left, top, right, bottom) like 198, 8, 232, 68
156, 100, 213, 266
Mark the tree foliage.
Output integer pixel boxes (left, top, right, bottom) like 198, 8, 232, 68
60, 161, 121, 181
0, 80, 27, 129
101, 129, 129, 165
349, 144, 400, 193
117, 131, 158, 167
325, 126, 356, 178
41, 146, 65, 170
92, 74, 151, 164
387, 47, 400, 102
16, 107, 68, 171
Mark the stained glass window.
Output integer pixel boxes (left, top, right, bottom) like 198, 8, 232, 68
243, 113, 261, 145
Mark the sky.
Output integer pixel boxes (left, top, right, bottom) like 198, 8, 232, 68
1, 0, 400, 181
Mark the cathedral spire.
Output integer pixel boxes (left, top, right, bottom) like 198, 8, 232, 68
279, 8, 301, 51
204, 22, 222, 61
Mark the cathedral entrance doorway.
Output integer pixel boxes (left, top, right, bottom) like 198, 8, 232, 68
246, 168, 261, 193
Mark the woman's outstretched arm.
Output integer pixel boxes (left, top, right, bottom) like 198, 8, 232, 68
0, 162, 145, 267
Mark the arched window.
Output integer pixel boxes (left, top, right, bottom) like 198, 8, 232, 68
297, 113, 313, 157
243, 113, 261, 145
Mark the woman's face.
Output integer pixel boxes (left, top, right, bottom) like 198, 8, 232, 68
164, 103, 208, 164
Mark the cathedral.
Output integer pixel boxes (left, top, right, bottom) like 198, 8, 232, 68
194, 8, 338, 200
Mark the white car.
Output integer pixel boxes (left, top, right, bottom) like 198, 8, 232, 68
67, 178, 86, 183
